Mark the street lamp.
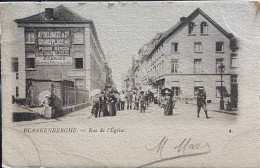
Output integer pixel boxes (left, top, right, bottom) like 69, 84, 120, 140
219, 62, 225, 110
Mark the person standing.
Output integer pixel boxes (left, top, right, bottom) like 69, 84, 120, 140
127, 92, 133, 110
107, 91, 117, 116
99, 92, 109, 117
197, 88, 209, 119
120, 92, 126, 110
164, 94, 173, 116
42, 96, 52, 119
91, 95, 100, 118
138, 91, 146, 113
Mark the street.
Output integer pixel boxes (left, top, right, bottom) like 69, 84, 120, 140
7, 102, 258, 168
15, 101, 237, 128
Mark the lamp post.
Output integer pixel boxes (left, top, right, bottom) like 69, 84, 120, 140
219, 62, 225, 110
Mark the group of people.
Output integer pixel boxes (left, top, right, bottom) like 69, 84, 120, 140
91, 90, 155, 117
91, 88, 209, 119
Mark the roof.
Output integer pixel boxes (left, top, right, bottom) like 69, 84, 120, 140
146, 8, 234, 60
15, 5, 92, 24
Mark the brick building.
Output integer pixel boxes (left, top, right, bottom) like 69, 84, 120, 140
137, 8, 239, 106
14, 5, 108, 110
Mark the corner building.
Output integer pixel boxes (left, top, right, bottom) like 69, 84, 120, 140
138, 8, 239, 106
15, 5, 107, 109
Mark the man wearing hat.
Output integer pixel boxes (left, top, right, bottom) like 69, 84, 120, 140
197, 88, 209, 119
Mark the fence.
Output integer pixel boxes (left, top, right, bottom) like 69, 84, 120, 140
63, 87, 89, 107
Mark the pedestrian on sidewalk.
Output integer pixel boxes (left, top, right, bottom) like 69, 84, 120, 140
138, 91, 146, 113
197, 88, 209, 119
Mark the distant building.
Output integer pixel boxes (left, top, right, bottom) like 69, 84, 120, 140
137, 8, 239, 105
14, 5, 109, 109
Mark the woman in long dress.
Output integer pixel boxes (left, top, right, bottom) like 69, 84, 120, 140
164, 95, 173, 116
91, 96, 100, 118
42, 96, 52, 119
99, 92, 109, 117
107, 92, 117, 116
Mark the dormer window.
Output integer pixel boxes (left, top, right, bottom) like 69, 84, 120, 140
188, 22, 196, 35
200, 22, 208, 34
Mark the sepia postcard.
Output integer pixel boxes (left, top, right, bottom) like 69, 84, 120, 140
1, 1, 260, 167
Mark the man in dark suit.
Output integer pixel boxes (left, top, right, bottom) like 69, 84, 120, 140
197, 88, 209, 119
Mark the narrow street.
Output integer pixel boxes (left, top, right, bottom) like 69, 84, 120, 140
15, 102, 237, 128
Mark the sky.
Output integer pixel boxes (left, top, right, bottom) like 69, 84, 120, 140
1, 1, 259, 91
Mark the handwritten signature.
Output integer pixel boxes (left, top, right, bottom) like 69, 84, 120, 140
139, 137, 211, 167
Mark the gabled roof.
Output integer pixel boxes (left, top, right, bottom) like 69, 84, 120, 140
15, 5, 91, 24
147, 8, 234, 59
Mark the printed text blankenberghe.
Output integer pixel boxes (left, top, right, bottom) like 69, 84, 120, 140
24, 128, 78, 133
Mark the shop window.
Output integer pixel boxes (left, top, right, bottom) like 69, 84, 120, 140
200, 22, 208, 34
216, 59, 224, 73
216, 81, 227, 98
75, 58, 83, 69
194, 59, 203, 73
216, 42, 224, 52
171, 87, 180, 96
73, 32, 84, 44
25, 32, 35, 44
75, 79, 84, 89
171, 43, 179, 53
216, 86, 227, 98
11, 57, 18, 72
188, 22, 196, 35
171, 59, 178, 73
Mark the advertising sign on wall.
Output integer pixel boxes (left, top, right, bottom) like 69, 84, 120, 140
36, 30, 72, 65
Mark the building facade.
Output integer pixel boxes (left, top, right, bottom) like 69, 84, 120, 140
137, 8, 239, 106
14, 5, 108, 108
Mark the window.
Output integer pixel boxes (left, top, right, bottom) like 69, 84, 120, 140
73, 32, 84, 44
231, 75, 238, 83
231, 56, 239, 68
188, 22, 196, 34
11, 57, 18, 72
75, 58, 83, 69
171, 59, 178, 73
194, 42, 202, 53
75, 79, 84, 89
25, 32, 35, 44
171, 43, 179, 53
26, 52, 36, 69
216, 42, 224, 52
194, 59, 203, 73
216, 81, 227, 98
216, 59, 224, 73
200, 22, 208, 34
172, 87, 180, 96
16, 86, 19, 98
16, 73, 19, 80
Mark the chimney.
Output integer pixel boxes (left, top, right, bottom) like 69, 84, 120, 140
45, 8, 54, 20
180, 17, 186, 21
